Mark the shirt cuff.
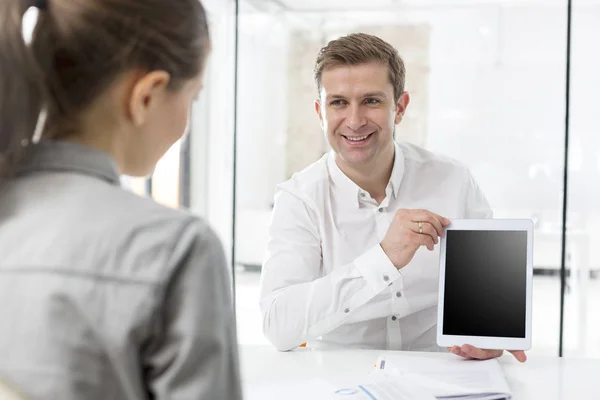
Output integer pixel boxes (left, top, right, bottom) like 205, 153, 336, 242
354, 244, 401, 294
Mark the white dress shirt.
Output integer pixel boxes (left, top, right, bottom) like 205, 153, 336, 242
259, 141, 492, 352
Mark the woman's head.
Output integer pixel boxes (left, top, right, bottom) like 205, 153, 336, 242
0, 0, 210, 177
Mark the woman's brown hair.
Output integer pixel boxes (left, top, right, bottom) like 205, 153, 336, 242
0, 0, 210, 179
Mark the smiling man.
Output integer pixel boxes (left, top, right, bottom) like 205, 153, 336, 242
259, 33, 526, 363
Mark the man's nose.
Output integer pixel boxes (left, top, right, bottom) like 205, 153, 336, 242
345, 104, 367, 131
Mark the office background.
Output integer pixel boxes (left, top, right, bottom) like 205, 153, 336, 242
127, 0, 600, 358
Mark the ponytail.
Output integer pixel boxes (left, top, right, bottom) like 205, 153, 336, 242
0, 0, 48, 180
1, 0, 209, 181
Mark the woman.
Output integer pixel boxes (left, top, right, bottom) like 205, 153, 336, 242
0, 0, 241, 399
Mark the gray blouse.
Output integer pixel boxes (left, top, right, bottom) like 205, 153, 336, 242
0, 141, 242, 400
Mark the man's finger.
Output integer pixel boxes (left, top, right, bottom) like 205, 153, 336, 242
457, 349, 473, 359
449, 346, 461, 356
429, 211, 451, 227
427, 212, 450, 233
409, 221, 439, 244
461, 344, 503, 360
413, 231, 435, 251
412, 212, 445, 237
508, 350, 527, 363
421, 210, 451, 229
450, 346, 473, 359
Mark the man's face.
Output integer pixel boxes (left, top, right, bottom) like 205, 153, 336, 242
315, 62, 409, 171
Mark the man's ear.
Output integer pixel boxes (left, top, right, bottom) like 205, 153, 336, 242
394, 91, 411, 125
315, 99, 323, 122
128, 70, 171, 127
315, 98, 324, 126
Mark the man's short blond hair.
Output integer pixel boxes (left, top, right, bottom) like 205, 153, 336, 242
314, 33, 406, 102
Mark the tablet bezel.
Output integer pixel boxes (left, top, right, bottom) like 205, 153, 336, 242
436, 218, 533, 350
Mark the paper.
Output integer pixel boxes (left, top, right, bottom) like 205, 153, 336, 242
374, 353, 511, 400
246, 376, 436, 400
246, 353, 511, 400
331, 377, 437, 400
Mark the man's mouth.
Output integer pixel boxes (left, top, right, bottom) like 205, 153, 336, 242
342, 133, 373, 144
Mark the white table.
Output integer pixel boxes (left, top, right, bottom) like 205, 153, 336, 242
240, 345, 600, 399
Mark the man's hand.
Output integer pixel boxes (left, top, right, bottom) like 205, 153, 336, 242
380, 209, 450, 270
449, 344, 527, 363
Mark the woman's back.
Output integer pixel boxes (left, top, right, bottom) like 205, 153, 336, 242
0, 0, 241, 396
0, 141, 241, 399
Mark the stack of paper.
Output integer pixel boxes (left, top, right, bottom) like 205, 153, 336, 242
246, 376, 437, 400
246, 353, 512, 400
374, 353, 512, 400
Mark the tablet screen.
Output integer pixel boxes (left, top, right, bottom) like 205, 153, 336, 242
442, 230, 527, 338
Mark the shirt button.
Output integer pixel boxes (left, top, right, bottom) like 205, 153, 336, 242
396, 291, 402, 298
378, 208, 384, 213
383, 275, 390, 282
360, 192, 366, 198
344, 308, 350, 313
391, 316, 397, 321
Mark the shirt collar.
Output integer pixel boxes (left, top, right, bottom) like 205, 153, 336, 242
327, 141, 405, 208
16, 140, 121, 185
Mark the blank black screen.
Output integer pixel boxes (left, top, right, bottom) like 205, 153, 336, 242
442, 230, 527, 338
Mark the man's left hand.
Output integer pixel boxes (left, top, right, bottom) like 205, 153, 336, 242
449, 344, 527, 363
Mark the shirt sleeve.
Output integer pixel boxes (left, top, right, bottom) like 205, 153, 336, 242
259, 188, 401, 352
143, 221, 242, 400
464, 169, 494, 219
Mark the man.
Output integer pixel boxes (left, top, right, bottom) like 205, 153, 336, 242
259, 33, 526, 363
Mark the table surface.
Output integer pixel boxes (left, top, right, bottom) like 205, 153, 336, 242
240, 345, 600, 399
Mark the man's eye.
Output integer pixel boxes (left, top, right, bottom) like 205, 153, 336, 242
330, 99, 346, 106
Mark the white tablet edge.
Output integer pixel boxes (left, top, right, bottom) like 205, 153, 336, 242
436, 219, 533, 351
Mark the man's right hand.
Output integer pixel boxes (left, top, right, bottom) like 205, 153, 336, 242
380, 209, 450, 270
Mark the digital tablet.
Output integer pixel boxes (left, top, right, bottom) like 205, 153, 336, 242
437, 219, 533, 350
